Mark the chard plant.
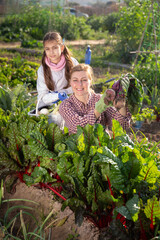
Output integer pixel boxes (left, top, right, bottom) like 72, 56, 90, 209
0, 56, 38, 89
0, 85, 66, 193
56, 120, 160, 239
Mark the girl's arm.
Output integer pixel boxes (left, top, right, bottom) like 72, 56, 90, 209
37, 67, 65, 105
36, 66, 49, 99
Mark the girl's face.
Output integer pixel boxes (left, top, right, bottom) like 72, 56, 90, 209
44, 40, 64, 64
70, 70, 91, 99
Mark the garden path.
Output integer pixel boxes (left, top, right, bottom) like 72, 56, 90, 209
0, 39, 106, 49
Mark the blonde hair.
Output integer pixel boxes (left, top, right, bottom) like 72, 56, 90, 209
70, 64, 94, 92
42, 31, 74, 91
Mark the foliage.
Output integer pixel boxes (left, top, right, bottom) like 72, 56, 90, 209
102, 12, 119, 34
132, 113, 145, 122
56, 121, 160, 239
141, 108, 156, 123
86, 15, 104, 32
113, 73, 144, 115
0, 81, 160, 238
116, 0, 159, 63
134, 53, 160, 92
21, 39, 43, 48
0, 56, 38, 88
0, 5, 93, 41
132, 107, 156, 123
0, 85, 66, 189
86, 12, 119, 34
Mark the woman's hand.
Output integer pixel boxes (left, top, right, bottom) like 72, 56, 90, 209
104, 89, 116, 105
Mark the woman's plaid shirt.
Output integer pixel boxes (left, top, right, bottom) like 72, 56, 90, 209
59, 93, 131, 134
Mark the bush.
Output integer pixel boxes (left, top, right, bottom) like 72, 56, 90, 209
102, 12, 119, 33
86, 15, 104, 31
116, 0, 159, 63
0, 5, 93, 41
0, 56, 38, 88
134, 53, 160, 92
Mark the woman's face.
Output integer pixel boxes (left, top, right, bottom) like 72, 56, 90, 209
70, 70, 91, 98
44, 40, 64, 64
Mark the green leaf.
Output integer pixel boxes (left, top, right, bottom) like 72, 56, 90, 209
77, 133, 85, 152
144, 196, 160, 225
46, 123, 64, 151
138, 160, 160, 184
23, 174, 34, 186
75, 206, 85, 227
20, 210, 27, 239
28, 131, 55, 159
0, 87, 12, 111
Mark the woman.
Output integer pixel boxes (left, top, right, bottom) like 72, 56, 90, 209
59, 64, 131, 134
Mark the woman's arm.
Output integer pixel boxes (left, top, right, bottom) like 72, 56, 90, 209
105, 106, 131, 129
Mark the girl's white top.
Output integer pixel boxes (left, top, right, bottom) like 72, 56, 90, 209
37, 57, 78, 108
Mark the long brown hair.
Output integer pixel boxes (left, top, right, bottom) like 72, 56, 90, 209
42, 32, 74, 91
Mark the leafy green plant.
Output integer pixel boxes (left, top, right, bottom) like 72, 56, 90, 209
132, 108, 156, 124
119, 73, 144, 115
0, 5, 94, 41
21, 39, 43, 48
66, 228, 79, 240
56, 120, 160, 239
132, 113, 144, 122
141, 107, 156, 123
0, 56, 38, 88
102, 12, 119, 33
134, 54, 160, 92
0, 85, 67, 193
116, 0, 159, 63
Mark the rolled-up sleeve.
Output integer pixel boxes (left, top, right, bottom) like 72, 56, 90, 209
104, 107, 131, 130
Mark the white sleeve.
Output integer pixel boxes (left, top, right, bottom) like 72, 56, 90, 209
71, 57, 79, 66
36, 66, 58, 106
36, 66, 49, 99
58, 87, 73, 95
42, 92, 59, 104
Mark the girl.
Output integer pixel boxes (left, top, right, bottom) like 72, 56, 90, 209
59, 64, 131, 134
37, 31, 78, 109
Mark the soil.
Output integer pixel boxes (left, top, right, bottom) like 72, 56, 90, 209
0, 39, 106, 49
1, 181, 99, 240
130, 120, 160, 145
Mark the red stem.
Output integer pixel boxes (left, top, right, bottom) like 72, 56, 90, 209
41, 183, 66, 201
